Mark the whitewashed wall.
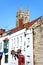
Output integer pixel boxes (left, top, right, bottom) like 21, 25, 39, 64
24, 29, 33, 65
9, 28, 33, 65
9, 28, 25, 65
0, 28, 33, 65
0, 35, 9, 65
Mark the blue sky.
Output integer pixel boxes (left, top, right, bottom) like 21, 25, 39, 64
0, 0, 43, 31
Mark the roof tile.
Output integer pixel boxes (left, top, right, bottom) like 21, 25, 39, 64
9, 16, 42, 34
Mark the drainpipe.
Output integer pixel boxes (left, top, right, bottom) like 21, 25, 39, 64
32, 28, 35, 65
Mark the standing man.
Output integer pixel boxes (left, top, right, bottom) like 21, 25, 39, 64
11, 50, 16, 65
17, 49, 25, 65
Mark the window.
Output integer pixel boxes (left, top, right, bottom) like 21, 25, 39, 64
25, 17, 27, 21
14, 38, 15, 44
27, 38, 30, 43
17, 37, 19, 43
13, 38, 16, 49
27, 38, 30, 48
17, 37, 19, 47
20, 36, 22, 42
26, 55, 30, 63
12, 39, 13, 43
5, 55, 8, 63
19, 36, 22, 48
0, 42, 2, 50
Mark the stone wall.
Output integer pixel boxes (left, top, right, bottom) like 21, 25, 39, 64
31, 16, 43, 65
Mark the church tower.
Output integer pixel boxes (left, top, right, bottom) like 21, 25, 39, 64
16, 8, 30, 27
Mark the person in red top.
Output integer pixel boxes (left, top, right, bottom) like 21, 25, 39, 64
17, 49, 25, 65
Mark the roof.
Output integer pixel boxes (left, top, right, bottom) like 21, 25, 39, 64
25, 16, 42, 29
9, 24, 24, 34
9, 16, 42, 34
0, 29, 5, 35
0, 16, 43, 35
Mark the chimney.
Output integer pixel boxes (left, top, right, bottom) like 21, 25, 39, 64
19, 19, 24, 26
0, 29, 5, 35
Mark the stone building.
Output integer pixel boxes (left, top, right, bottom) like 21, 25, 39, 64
31, 16, 43, 65
16, 8, 30, 27
0, 9, 43, 65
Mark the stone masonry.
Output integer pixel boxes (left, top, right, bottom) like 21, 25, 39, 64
31, 16, 43, 65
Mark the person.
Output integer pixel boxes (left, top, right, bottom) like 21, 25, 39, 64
11, 50, 16, 60
17, 49, 25, 65
11, 50, 17, 65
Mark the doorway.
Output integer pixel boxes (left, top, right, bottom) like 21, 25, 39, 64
0, 55, 2, 65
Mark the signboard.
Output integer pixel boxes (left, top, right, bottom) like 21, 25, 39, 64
0, 52, 3, 55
